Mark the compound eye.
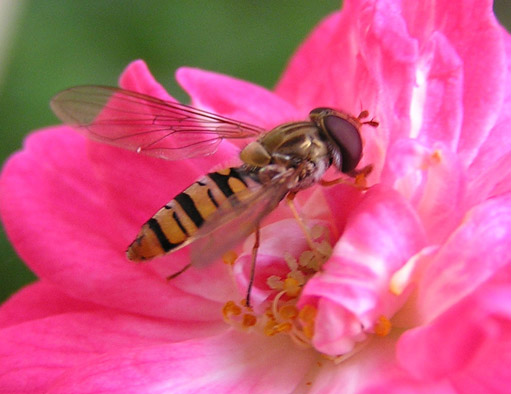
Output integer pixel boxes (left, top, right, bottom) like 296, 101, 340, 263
324, 115, 362, 173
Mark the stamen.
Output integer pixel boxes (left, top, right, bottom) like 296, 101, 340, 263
431, 150, 442, 164
286, 270, 305, 285
274, 322, 292, 333
421, 149, 443, 169
316, 241, 333, 260
267, 275, 284, 290
222, 250, 238, 265
283, 277, 301, 297
222, 300, 242, 323
374, 315, 392, 337
299, 250, 315, 267
299, 304, 317, 323
264, 318, 278, 336
223, 224, 331, 355
242, 314, 257, 328
271, 290, 288, 320
279, 304, 298, 319
284, 252, 298, 271
298, 304, 317, 339
310, 225, 324, 240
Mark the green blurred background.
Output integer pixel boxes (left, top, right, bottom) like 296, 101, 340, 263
1, 1, 510, 303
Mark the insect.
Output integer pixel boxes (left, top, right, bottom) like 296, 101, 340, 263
51, 85, 377, 305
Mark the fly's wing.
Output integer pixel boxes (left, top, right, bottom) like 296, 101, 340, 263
50, 86, 264, 160
189, 168, 300, 267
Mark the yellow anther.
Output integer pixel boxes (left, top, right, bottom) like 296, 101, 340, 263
374, 315, 392, 337
242, 314, 257, 328
421, 150, 443, 169
222, 301, 242, 318
303, 323, 315, 339
275, 322, 292, 333
222, 250, 238, 265
264, 318, 278, 336
283, 277, 301, 297
298, 304, 317, 323
279, 304, 298, 320
431, 150, 442, 164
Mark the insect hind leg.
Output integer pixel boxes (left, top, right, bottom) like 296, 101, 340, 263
244, 226, 260, 308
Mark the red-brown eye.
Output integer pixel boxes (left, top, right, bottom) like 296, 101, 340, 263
323, 115, 362, 173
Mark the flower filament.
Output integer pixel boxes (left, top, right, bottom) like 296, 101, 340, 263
223, 224, 330, 348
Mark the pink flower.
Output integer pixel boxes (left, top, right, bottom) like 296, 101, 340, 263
1, 0, 511, 392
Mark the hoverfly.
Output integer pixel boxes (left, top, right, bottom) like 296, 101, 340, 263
51, 85, 377, 305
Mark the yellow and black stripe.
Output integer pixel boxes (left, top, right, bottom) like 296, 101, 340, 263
127, 167, 249, 261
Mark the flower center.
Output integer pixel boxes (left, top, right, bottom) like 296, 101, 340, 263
222, 224, 332, 348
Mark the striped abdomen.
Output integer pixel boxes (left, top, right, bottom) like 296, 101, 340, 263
127, 167, 249, 261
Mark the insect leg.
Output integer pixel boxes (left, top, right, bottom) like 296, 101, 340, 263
245, 225, 260, 308
319, 164, 373, 189
166, 263, 191, 280
357, 110, 379, 127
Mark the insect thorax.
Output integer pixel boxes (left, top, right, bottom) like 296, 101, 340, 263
240, 121, 333, 191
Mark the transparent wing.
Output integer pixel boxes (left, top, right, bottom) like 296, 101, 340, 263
50, 85, 264, 160
188, 167, 301, 267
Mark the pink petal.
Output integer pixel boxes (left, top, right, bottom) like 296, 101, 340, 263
308, 333, 407, 394
0, 311, 225, 393
276, 2, 416, 142
416, 193, 511, 321
119, 60, 177, 102
176, 67, 301, 129
276, 4, 409, 117
300, 186, 426, 355
0, 282, 94, 329
400, 0, 507, 165
397, 278, 511, 388
361, 379, 457, 394
275, 3, 418, 180
467, 33, 511, 202
382, 139, 467, 244
0, 128, 225, 321
321, 183, 365, 237
46, 330, 316, 394
409, 33, 463, 151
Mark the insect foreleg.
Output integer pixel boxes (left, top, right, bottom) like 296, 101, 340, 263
319, 164, 373, 189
